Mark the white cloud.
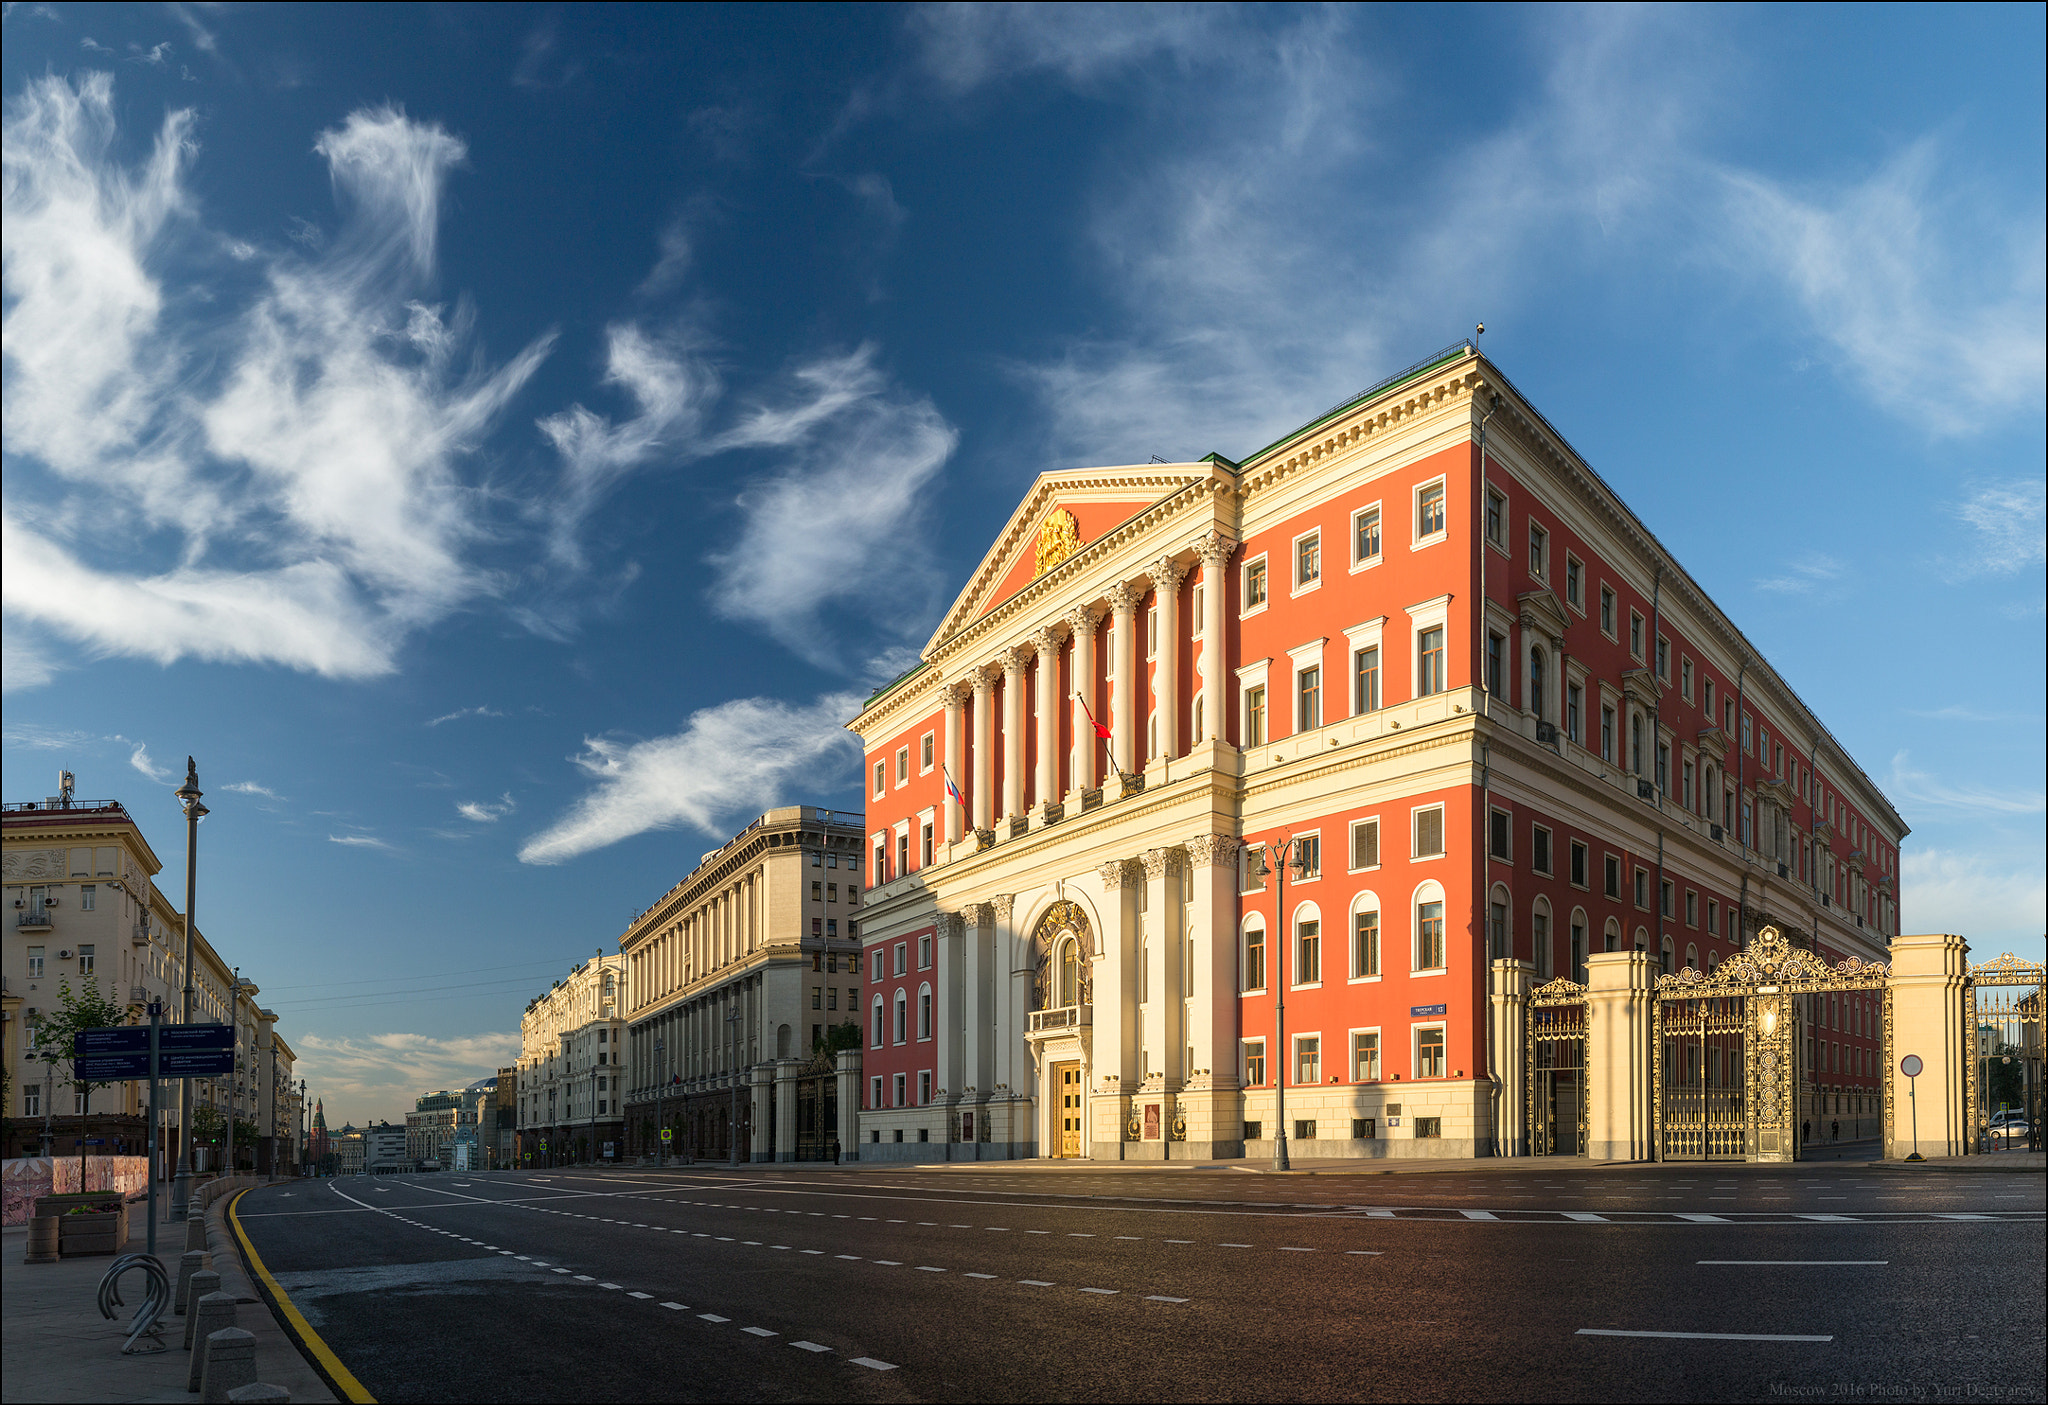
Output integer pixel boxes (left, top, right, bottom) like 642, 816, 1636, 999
2, 77, 553, 689
1901, 847, 2046, 944
328, 832, 395, 852
1754, 554, 1846, 596
426, 705, 505, 727
0, 722, 95, 750
221, 781, 281, 799
1889, 750, 2045, 816
909, 3, 1228, 93
128, 741, 174, 784
520, 691, 863, 864
290, 1029, 519, 1121
456, 793, 516, 823
1950, 480, 2046, 577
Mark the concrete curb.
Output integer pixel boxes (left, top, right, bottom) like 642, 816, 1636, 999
209, 1189, 341, 1403
1865, 1156, 2046, 1175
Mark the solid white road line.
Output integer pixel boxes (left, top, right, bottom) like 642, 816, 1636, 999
1697, 1260, 1887, 1265
1578, 1329, 1833, 1342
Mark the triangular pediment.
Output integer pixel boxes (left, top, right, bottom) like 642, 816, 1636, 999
925, 464, 1211, 653
1516, 587, 1572, 641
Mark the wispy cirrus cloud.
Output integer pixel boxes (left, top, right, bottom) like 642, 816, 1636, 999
127, 741, 175, 784
520, 691, 862, 864
426, 705, 505, 727
221, 780, 282, 799
456, 793, 515, 823
328, 831, 396, 852
2, 76, 552, 692
1889, 750, 2045, 816
1947, 480, 2046, 578
1754, 554, 1846, 597
1901, 847, 2046, 944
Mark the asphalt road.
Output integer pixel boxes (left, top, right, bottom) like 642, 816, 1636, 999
232, 1162, 2046, 1404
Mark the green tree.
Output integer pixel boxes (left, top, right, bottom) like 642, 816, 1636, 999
191, 1104, 226, 1155
38, 976, 131, 1182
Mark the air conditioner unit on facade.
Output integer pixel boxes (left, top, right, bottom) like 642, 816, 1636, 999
57, 950, 71, 960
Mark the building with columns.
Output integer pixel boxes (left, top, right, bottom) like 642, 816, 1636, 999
849, 342, 1901, 1162
618, 806, 867, 1162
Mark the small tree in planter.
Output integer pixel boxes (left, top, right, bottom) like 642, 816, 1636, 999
190, 1105, 227, 1170
38, 977, 131, 1184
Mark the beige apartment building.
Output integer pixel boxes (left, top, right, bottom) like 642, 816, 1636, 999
618, 805, 867, 1163
2, 772, 299, 1170
516, 954, 625, 1165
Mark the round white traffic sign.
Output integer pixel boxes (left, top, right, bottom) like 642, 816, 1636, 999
1899, 1054, 1923, 1078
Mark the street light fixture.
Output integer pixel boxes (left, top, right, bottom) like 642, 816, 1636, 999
171, 757, 207, 1223
1245, 835, 1308, 1173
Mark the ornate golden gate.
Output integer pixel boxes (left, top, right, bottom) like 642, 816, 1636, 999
1654, 926, 1891, 1163
1965, 954, 2045, 1154
1526, 977, 1587, 1157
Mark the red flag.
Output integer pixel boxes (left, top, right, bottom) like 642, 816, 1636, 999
1076, 693, 1112, 740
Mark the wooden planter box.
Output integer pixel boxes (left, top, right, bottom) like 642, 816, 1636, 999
37, 1194, 129, 1255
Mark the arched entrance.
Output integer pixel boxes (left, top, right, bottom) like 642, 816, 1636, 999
1025, 901, 1095, 1158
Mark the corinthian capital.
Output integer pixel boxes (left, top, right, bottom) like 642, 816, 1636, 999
942, 680, 974, 710
1001, 647, 1027, 679
1140, 847, 1183, 880
1065, 605, 1101, 639
1096, 858, 1137, 891
1183, 833, 1242, 868
1195, 531, 1239, 571
1105, 581, 1138, 617
1149, 556, 1188, 596
1031, 627, 1062, 660
991, 893, 1016, 922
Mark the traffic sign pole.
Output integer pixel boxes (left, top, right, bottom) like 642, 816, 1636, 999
147, 1004, 161, 1259
1900, 1053, 1925, 1162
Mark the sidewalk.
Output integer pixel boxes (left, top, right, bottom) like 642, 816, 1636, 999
1867, 1150, 2046, 1175
0, 1193, 336, 1405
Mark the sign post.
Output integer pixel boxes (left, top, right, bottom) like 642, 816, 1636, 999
1899, 1054, 1924, 1162
147, 1003, 161, 1259
73, 1021, 235, 1254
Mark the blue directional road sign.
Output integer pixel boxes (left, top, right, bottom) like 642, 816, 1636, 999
73, 1025, 234, 1080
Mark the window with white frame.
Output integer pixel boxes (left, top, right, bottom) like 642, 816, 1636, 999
1242, 556, 1268, 613
1294, 905, 1322, 986
1351, 894, 1381, 978
896, 746, 909, 785
1531, 824, 1552, 875
1412, 805, 1445, 859
1629, 610, 1644, 660
1532, 901, 1552, 980
893, 990, 907, 1043
1565, 555, 1583, 608
1296, 664, 1321, 732
1414, 881, 1447, 970
1415, 480, 1446, 542
1294, 531, 1321, 590
1353, 504, 1382, 566
918, 984, 932, 1039
1415, 1024, 1446, 1078
872, 760, 886, 798
894, 942, 907, 976
1418, 627, 1445, 696
1350, 817, 1380, 871
1599, 584, 1616, 637
1295, 1034, 1320, 1085
1352, 1030, 1380, 1081
870, 996, 884, 1048
1241, 919, 1267, 992
1529, 522, 1547, 578
1353, 644, 1380, 713
1293, 832, 1321, 879
1485, 487, 1506, 548
1242, 1039, 1266, 1087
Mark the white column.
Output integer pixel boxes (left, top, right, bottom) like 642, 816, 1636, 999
1002, 648, 1027, 821
1488, 958, 1533, 1156
972, 667, 995, 834
1107, 581, 1139, 778
942, 910, 971, 1101
1141, 848, 1182, 1089
1032, 628, 1060, 810
1066, 607, 1100, 796
1090, 858, 1139, 1158
1198, 533, 1234, 750
944, 682, 967, 843
1150, 556, 1187, 763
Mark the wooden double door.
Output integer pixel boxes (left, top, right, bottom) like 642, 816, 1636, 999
1053, 1062, 1083, 1158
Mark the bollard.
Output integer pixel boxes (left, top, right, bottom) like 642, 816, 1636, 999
186, 1214, 209, 1254
186, 1292, 236, 1392
182, 1271, 222, 1350
176, 1251, 212, 1314
227, 1386, 291, 1404
26, 1216, 60, 1265
200, 1327, 258, 1403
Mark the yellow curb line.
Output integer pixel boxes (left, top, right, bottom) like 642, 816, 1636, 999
228, 1188, 377, 1404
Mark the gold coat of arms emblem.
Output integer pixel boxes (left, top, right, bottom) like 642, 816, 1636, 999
1032, 508, 1082, 578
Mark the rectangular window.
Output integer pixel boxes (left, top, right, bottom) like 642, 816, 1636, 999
895, 747, 909, 785
1655, 635, 1669, 680
1286, 1036, 1318, 1089
77, 944, 94, 975
1567, 681, 1583, 742
918, 935, 932, 969
1600, 705, 1615, 762
1660, 879, 1673, 918
1418, 627, 1445, 696
919, 1072, 932, 1106
1485, 488, 1505, 547
1353, 909, 1380, 977
872, 760, 886, 797
1682, 758, 1695, 811
1489, 901, 1508, 959
894, 943, 907, 976
1244, 558, 1268, 609
1570, 840, 1588, 888
1529, 523, 1547, 577
27, 946, 44, 978
1295, 533, 1320, 587
1417, 1027, 1446, 1078
1629, 610, 1644, 659
1242, 1040, 1266, 1087
1418, 482, 1445, 538
1703, 678, 1716, 719
1146, 606, 1158, 658
897, 832, 910, 875
1599, 586, 1615, 636
1604, 854, 1621, 899
1565, 555, 1582, 607
1680, 658, 1693, 700
1634, 868, 1649, 909
1415, 1116, 1442, 1139
1354, 506, 1381, 563
1244, 685, 1267, 747
1350, 818, 1380, 871
1489, 808, 1511, 860
893, 1073, 906, 1107
811, 986, 823, 1010
1191, 583, 1204, 634
1352, 1031, 1380, 1081
23, 1087, 40, 1118
1240, 846, 1267, 894
1294, 833, 1321, 878
1685, 890, 1699, 926
1296, 920, 1321, 986
1485, 632, 1504, 695
921, 822, 934, 867
1413, 806, 1445, 859
1532, 825, 1552, 875
1243, 924, 1266, 991
1296, 666, 1320, 732
920, 732, 934, 771
79, 885, 95, 911
1354, 646, 1380, 713
1417, 901, 1446, 970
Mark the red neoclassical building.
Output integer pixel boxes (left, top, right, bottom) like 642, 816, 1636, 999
848, 342, 1902, 1162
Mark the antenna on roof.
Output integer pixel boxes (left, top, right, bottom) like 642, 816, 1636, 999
1149, 455, 1169, 464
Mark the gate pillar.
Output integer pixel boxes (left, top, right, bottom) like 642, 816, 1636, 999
835, 1050, 862, 1163
1750, 989, 1795, 1163
1888, 933, 1971, 1159
1488, 959, 1533, 1156
748, 1065, 772, 1163
1585, 950, 1654, 1162
773, 1059, 800, 1163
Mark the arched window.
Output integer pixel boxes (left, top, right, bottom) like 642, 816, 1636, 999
1293, 901, 1323, 986
1658, 935, 1672, 973
1413, 880, 1447, 971
870, 995, 884, 1049
1685, 942, 1699, 972
1529, 645, 1547, 720
918, 983, 933, 1040
1193, 695, 1205, 743
1532, 897, 1553, 981
1057, 938, 1080, 1008
1487, 883, 1512, 961
1350, 891, 1381, 979
1604, 917, 1621, 953
1241, 916, 1267, 992
893, 990, 906, 1044
1569, 907, 1589, 984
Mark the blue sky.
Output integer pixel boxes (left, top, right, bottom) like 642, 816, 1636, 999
3, 3, 2041, 1121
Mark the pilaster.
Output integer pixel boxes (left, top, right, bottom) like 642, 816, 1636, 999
1886, 932, 1970, 1159
1487, 958, 1533, 1157
1585, 950, 1654, 1162
1091, 857, 1139, 1159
